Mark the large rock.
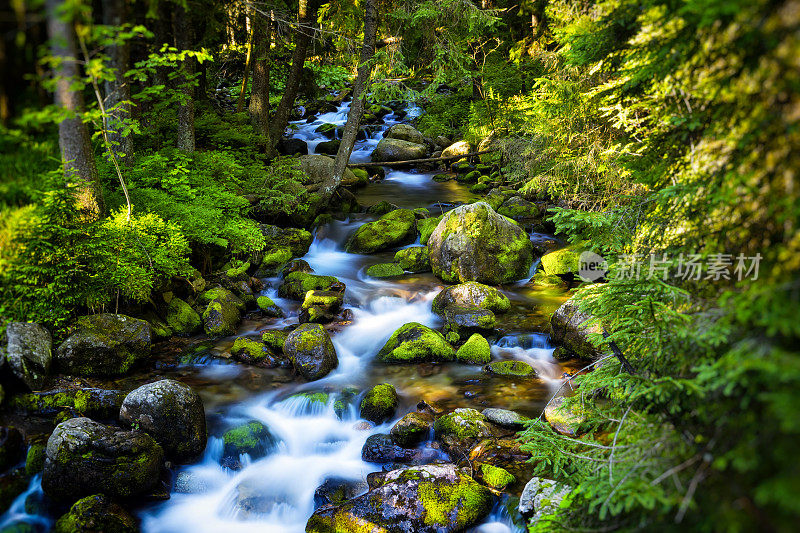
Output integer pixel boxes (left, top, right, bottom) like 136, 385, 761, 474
279, 272, 344, 301
119, 379, 206, 463
5, 322, 52, 389
540, 248, 580, 277
428, 202, 533, 285
434, 408, 493, 454
432, 282, 511, 332
519, 477, 571, 524
549, 298, 603, 360
222, 421, 280, 464
390, 412, 432, 448
394, 246, 430, 273
284, 323, 338, 381
384, 124, 425, 145
202, 297, 241, 337
361, 433, 419, 464
441, 140, 471, 159
376, 322, 455, 364
345, 209, 417, 254
55, 314, 151, 377
306, 464, 493, 533
359, 383, 398, 424
54, 494, 138, 533
299, 154, 359, 189
456, 333, 492, 364
165, 297, 202, 335
371, 138, 427, 162
9, 387, 125, 420
42, 418, 163, 502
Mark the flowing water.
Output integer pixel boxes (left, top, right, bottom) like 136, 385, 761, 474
0, 101, 570, 533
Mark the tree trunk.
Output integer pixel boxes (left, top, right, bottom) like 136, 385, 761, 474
270, 0, 317, 143
236, 8, 253, 113
321, 0, 378, 203
103, 0, 133, 160
46, 0, 104, 217
249, 8, 275, 155
173, 4, 195, 152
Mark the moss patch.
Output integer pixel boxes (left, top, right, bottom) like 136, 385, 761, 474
365, 262, 405, 278
456, 333, 492, 364
394, 246, 430, 273
483, 360, 535, 377
345, 209, 417, 254
376, 322, 456, 364
479, 463, 515, 490
360, 383, 398, 424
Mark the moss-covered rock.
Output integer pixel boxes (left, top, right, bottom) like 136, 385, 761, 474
299, 154, 360, 189
351, 168, 369, 186
434, 408, 493, 445
442, 140, 471, 159
202, 297, 241, 337
361, 433, 420, 464
371, 138, 427, 162
544, 396, 586, 437
119, 379, 206, 464
300, 290, 344, 324
256, 296, 283, 318
433, 282, 510, 314
255, 247, 293, 278
442, 304, 497, 331
417, 215, 443, 245
279, 272, 344, 301
550, 298, 604, 360
54, 494, 138, 533
479, 463, 515, 490
55, 314, 151, 377
497, 196, 542, 220
345, 209, 417, 254
9, 388, 125, 420
366, 201, 398, 215
469, 183, 490, 194
376, 322, 456, 364
42, 417, 163, 502
531, 271, 568, 288
519, 477, 572, 523
222, 421, 279, 462
365, 262, 405, 278
359, 383, 398, 424
198, 287, 246, 312
0, 469, 29, 516
385, 124, 425, 145
394, 246, 431, 273
0, 427, 24, 472
428, 202, 533, 285
457, 170, 481, 184
483, 360, 536, 377
314, 122, 338, 138
143, 311, 172, 340
284, 323, 338, 381
540, 248, 580, 277
25, 441, 46, 476
261, 330, 290, 353
317, 139, 341, 155
5, 322, 52, 390
482, 408, 529, 430
307, 463, 493, 533
456, 333, 492, 364
165, 297, 202, 335
390, 412, 432, 448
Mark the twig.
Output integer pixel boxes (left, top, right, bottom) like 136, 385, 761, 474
609, 404, 632, 482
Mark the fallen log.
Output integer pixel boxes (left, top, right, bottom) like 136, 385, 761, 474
346, 149, 497, 168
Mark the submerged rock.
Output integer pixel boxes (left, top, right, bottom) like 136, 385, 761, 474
345, 209, 417, 254
5, 322, 52, 389
361, 433, 419, 464
222, 421, 279, 463
55, 314, 151, 377
42, 417, 163, 502
394, 246, 431, 273
119, 379, 207, 463
376, 322, 456, 364
385, 124, 425, 145
544, 396, 585, 437
306, 464, 493, 533
390, 412, 432, 448
456, 333, 492, 364
428, 202, 533, 285
550, 298, 604, 360
54, 494, 138, 533
371, 137, 427, 162
483, 360, 536, 377
482, 408, 530, 430
359, 383, 398, 424
284, 323, 338, 381
365, 262, 405, 278
300, 290, 344, 324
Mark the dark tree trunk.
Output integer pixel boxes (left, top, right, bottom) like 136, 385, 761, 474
248, 8, 275, 155
103, 0, 133, 159
46, 0, 104, 217
173, 3, 195, 152
322, 0, 378, 202
270, 0, 318, 143
236, 8, 253, 113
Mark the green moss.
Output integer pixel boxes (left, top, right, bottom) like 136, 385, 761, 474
279, 272, 341, 300
531, 271, 568, 288
469, 183, 490, 193
165, 297, 202, 335
480, 463, 515, 490
365, 262, 405, 278
390, 412, 431, 447
432, 173, 452, 182
456, 333, 492, 364
345, 209, 417, 254
457, 170, 481, 184
301, 290, 344, 310
376, 322, 456, 364
53, 494, 137, 533
498, 197, 541, 220
394, 246, 430, 272
256, 247, 293, 277
222, 421, 275, 457
414, 473, 494, 528
433, 408, 492, 441
231, 337, 272, 362
199, 287, 245, 311
360, 383, 398, 424
289, 391, 329, 406
540, 248, 581, 276
225, 261, 250, 278
483, 360, 535, 377
261, 330, 289, 352
25, 443, 46, 476
256, 296, 283, 317
202, 298, 241, 337
445, 331, 460, 344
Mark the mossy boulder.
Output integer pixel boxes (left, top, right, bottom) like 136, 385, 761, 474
482, 408, 529, 430
198, 287, 246, 312
478, 463, 515, 490
531, 271, 568, 289
261, 330, 290, 353
432, 282, 511, 332
441, 140, 471, 159
165, 297, 202, 335
365, 262, 405, 278
416, 215, 443, 246
42, 417, 163, 502
359, 383, 398, 424
550, 298, 603, 360
456, 333, 492, 364
540, 248, 581, 277
5, 322, 52, 390
394, 246, 431, 273
366, 201, 399, 215
519, 477, 572, 523
428, 202, 533, 285
284, 323, 338, 381
9, 388, 125, 420
314, 122, 338, 138
25, 441, 46, 476
255, 247, 293, 278
345, 209, 417, 254
299, 154, 360, 189
300, 290, 344, 324
202, 297, 241, 337
222, 421, 279, 462
457, 170, 481, 184
497, 196, 542, 220
55, 314, 151, 377
371, 137, 427, 162
307, 464, 493, 533
279, 271, 344, 300
376, 322, 456, 364
544, 396, 586, 437
317, 139, 341, 155
390, 412, 432, 448
54, 494, 138, 533
434, 408, 493, 450
256, 296, 283, 318
385, 124, 425, 145
0, 427, 24, 472
143, 311, 171, 340
483, 360, 536, 377
119, 379, 206, 463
